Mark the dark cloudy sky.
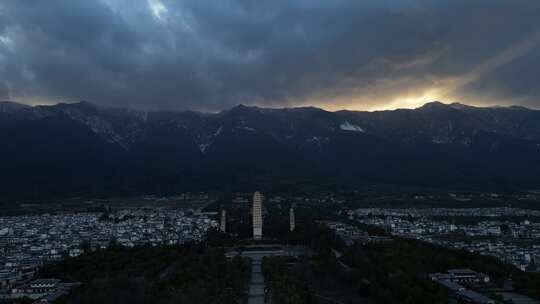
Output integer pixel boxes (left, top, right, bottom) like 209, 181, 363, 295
0, 0, 539, 111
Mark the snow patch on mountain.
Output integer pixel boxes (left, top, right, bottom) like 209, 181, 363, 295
306, 136, 329, 145
235, 126, 256, 132
196, 126, 224, 153
214, 126, 223, 136
198, 143, 211, 153
340, 121, 364, 132
85, 116, 127, 149
431, 137, 453, 144
57, 108, 129, 149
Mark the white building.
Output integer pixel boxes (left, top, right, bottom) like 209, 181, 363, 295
253, 192, 263, 240
290, 206, 295, 232
220, 209, 227, 233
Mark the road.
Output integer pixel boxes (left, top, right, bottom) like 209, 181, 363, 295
332, 248, 352, 272
247, 257, 266, 304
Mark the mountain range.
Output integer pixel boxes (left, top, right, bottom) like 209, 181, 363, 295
1, 100, 540, 201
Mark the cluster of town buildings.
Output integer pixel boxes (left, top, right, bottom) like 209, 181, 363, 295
230, 192, 345, 209
353, 207, 540, 272
0, 209, 217, 299
320, 221, 392, 246
430, 270, 495, 304
322, 214, 538, 304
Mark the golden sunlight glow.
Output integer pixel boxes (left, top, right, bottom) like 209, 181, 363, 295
370, 88, 444, 111
310, 30, 540, 112
313, 87, 446, 112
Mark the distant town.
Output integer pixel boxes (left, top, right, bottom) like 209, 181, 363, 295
0, 208, 217, 301
1, 191, 540, 303
354, 207, 540, 272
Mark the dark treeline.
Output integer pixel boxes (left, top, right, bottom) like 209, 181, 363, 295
262, 257, 315, 304
257, 208, 540, 304
341, 239, 540, 302
262, 224, 375, 304
348, 238, 539, 303
37, 244, 250, 304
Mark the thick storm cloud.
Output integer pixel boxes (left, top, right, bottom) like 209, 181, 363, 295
0, 0, 539, 111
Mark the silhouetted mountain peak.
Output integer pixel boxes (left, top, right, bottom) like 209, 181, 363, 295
53, 100, 99, 111
228, 104, 260, 112
417, 101, 452, 111
508, 105, 532, 111
2, 99, 540, 199
75, 100, 96, 108
449, 102, 475, 110
0, 101, 31, 112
